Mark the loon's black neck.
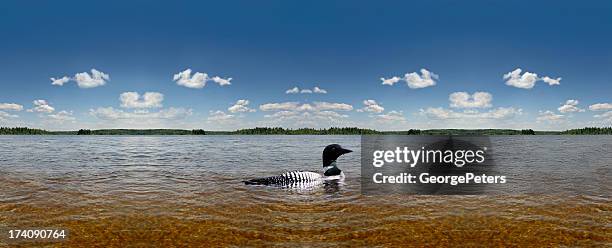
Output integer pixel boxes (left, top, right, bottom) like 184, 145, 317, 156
323, 158, 335, 167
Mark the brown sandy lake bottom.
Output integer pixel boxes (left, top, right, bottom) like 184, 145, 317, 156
0, 135, 610, 247
1, 190, 610, 247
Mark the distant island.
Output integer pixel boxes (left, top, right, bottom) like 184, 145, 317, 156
1, 127, 611, 135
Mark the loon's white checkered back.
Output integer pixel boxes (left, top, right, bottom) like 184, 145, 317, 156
243, 171, 323, 186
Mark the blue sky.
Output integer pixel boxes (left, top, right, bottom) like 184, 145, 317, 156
0, 0, 611, 131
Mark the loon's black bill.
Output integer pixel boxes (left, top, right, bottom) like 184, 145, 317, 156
340, 148, 353, 154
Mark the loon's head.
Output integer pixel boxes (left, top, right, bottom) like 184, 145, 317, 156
322, 144, 352, 177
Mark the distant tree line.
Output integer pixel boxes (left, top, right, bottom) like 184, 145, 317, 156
76, 129, 207, 135
561, 127, 612, 135
0, 127, 49, 135
192, 129, 206, 135
77, 129, 92, 135
381, 129, 422, 135
2, 126, 611, 135
231, 127, 380, 135
521, 129, 536, 135
392, 129, 537, 135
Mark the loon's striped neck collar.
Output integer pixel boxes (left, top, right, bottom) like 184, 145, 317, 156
323, 161, 337, 171
323, 161, 342, 176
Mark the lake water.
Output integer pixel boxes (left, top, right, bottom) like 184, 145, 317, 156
0, 135, 610, 246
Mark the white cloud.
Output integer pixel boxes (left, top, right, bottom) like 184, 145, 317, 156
285, 87, 300, 94
357, 100, 384, 113
89, 90, 192, 128
28, 100, 55, 113
381, 69, 438, 89
259, 101, 352, 112
536, 110, 565, 122
263, 110, 298, 119
405, 69, 438, 89
0, 111, 19, 119
541, 76, 562, 86
296, 103, 314, 111
594, 111, 612, 123
47, 110, 76, 123
0, 109, 25, 127
313, 87, 327, 94
503, 68, 539, 89
503, 68, 561, 89
90, 107, 192, 120
421, 107, 522, 120
419, 89, 540, 128
259, 102, 300, 111
73, 69, 110, 88
259, 101, 353, 128
211, 76, 232, 86
50, 76, 70, 86
207, 110, 235, 121
449, 92, 493, 108
119, 92, 164, 109
316, 111, 349, 119
51, 69, 110, 88
228, 99, 256, 113
173, 69, 208, 89
313, 102, 353, 111
286, 86, 328, 94
173, 69, 232, 89
558, 99, 584, 113
261, 110, 352, 128
0, 103, 23, 111
594, 111, 612, 119
589, 103, 612, 111
380, 76, 402, 86
376, 111, 406, 123
0, 110, 26, 127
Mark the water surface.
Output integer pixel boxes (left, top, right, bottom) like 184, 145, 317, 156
0, 135, 610, 247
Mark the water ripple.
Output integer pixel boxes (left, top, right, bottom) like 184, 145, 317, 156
0, 135, 610, 246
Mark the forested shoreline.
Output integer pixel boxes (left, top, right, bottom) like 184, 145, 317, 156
1, 127, 611, 135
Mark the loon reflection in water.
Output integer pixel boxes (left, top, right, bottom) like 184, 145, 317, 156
243, 144, 352, 189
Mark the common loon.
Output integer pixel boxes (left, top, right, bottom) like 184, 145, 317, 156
243, 144, 353, 186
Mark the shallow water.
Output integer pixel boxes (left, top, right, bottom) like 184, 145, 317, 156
0, 135, 610, 247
